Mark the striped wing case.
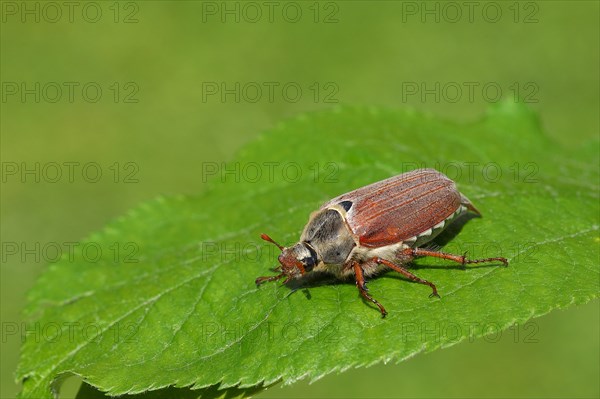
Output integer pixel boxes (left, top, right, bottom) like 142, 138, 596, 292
322, 169, 477, 248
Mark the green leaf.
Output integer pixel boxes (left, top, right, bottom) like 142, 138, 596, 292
17, 103, 599, 398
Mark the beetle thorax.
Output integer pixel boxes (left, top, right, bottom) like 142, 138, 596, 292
300, 208, 357, 266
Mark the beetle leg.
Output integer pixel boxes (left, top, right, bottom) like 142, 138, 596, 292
351, 261, 388, 318
372, 257, 440, 298
255, 273, 285, 286
401, 248, 508, 267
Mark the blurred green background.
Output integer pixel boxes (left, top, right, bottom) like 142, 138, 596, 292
1, 1, 598, 398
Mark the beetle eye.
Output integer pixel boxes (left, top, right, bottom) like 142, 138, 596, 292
301, 256, 316, 272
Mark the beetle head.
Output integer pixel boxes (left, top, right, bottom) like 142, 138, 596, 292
255, 233, 318, 285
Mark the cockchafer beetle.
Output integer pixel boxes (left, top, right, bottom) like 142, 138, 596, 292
256, 168, 508, 317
